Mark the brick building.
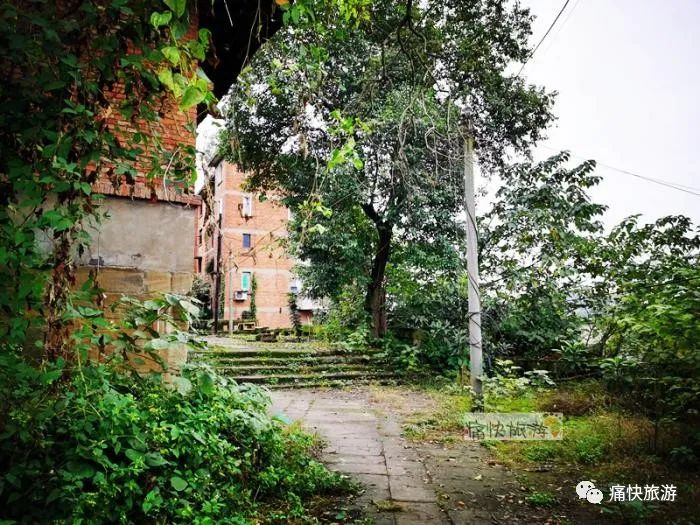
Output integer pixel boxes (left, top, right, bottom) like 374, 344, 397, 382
196, 159, 318, 329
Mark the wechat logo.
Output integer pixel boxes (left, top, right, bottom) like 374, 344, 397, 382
576, 481, 603, 504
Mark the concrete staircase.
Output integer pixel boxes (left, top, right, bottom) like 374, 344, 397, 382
189, 344, 398, 388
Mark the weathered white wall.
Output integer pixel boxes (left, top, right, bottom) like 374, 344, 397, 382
80, 196, 195, 273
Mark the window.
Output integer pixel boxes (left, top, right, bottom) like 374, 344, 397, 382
242, 195, 253, 216
242, 233, 252, 249
241, 271, 251, 291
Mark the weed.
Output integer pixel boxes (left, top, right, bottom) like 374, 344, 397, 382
373, 499, 404, 512
523, 443, 558, 462
574, 435, 607, 464
525, 491, 559, 507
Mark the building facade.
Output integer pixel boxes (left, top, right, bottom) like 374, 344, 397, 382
196, 160, 316, 329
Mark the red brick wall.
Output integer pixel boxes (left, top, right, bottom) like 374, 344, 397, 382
198, 162, 307, 329
95, 22, 200, 205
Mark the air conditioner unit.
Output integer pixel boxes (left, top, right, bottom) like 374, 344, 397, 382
234, 290, 248, 301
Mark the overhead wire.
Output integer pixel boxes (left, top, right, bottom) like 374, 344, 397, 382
517, 0, 572, 77
540, 145, 700, 197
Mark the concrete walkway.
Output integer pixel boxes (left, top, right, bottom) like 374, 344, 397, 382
272, 386, 568, 525
271, 388, 446, 524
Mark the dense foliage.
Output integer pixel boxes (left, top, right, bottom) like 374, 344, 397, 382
0, 357, 346, 523
594, 216, 700, 425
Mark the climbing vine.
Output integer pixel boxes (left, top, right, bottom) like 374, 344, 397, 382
0, 0, 212, 360
249, 273, 258, 320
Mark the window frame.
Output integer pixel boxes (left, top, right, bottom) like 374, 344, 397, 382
241, 271, 252, 291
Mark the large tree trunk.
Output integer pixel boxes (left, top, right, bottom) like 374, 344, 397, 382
364, 224, 392, 339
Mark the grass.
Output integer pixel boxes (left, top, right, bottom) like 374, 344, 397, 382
525, 491, 559, 507
390, 379, 700, 523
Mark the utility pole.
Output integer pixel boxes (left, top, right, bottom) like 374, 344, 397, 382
228, 250, 234, 334
212, 212, 223, 335
463, 131, 484, 404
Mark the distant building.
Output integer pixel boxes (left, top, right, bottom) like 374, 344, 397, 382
196, 159, 318, 329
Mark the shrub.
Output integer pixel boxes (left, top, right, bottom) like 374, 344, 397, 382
573, 435, 607, 465
0, 356, 349, 523
523, 444, 558, 462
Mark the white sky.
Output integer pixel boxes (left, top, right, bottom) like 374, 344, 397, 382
520, 0, 700, 226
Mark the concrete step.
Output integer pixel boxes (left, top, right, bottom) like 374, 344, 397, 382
190, 347, 384, 359
193, 354, 388, 367
215, 362, 392, 374
266, 377, 400, 389
190, 353, 384, 365
229, 370, 396, 384
191, 343, 397, 387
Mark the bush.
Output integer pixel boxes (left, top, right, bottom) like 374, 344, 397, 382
573, 435, 607, 464
0, 356, 348, 523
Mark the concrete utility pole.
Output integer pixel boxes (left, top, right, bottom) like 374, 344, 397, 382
213, 212, 223, 334
228, 250, 234, 335
463, 132, 484, 404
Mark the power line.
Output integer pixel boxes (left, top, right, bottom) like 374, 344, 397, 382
540, 145, 700, 197
517, 0, 572, 77
596, 162, 700, 196
538, 0, 584, 58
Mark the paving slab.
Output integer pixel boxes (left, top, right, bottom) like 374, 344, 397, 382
270, 388, 447, 524
268, 387, 570, 525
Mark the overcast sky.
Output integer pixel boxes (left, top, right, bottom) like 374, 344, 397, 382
519, 0, 700, 227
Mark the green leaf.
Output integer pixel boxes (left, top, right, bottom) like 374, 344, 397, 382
198, 372, 215, 395
164, 0, 186, 18
158, 68, 175, 90
125, 449, 144, 463
170, 476, 188, 491
161, 46, 180, 66
145, 452, 169, 467
173, 376, 192, 395
178, 299, 199, 317
148, 338, 171, 350
150, 11, 172, 28
179, 86, 205, 110
77, 305, 103, 318
65, 461, 95, 479
144, 299, 163, 311
45, 80, 66, 91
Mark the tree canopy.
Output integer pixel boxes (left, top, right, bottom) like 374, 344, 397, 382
222, 0, 554, 336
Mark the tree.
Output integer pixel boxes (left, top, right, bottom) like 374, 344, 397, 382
222, 0, 554, 337
478, 152, 606, 365
385, 153, 607, 373
593, 215, 700, 429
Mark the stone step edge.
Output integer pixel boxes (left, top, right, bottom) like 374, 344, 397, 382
213, 363, 390, 373
190, 354, 385, 364
228, 370, 397, 382
191, 349, 386, 358
266, 378, 401, 389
